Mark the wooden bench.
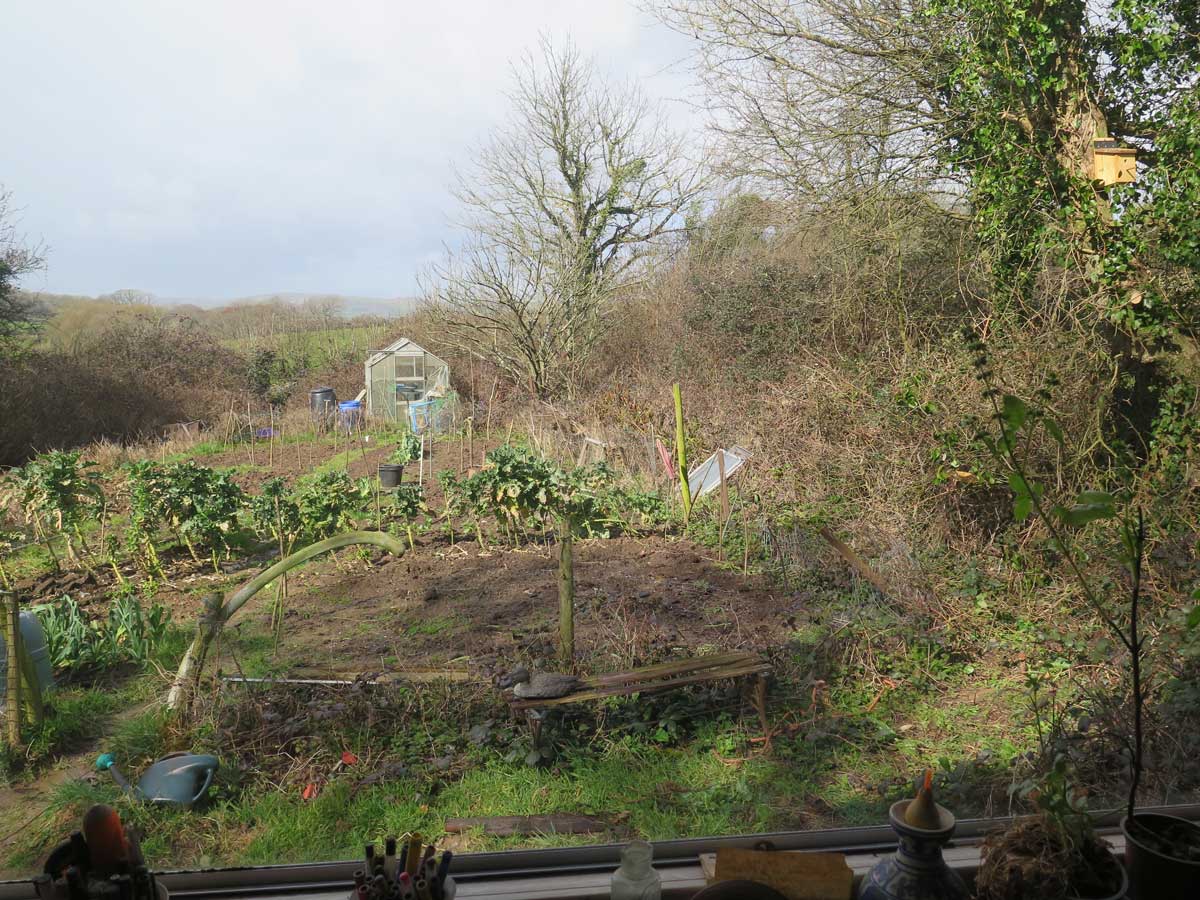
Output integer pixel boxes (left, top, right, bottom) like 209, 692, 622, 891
504, 651, 771, 741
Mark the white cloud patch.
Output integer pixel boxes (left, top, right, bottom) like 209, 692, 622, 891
3, 0, 698, 299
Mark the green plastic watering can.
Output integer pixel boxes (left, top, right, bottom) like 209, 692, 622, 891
96, 752, 219, 807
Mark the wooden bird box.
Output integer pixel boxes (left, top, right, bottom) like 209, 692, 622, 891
1093, 140, 1137, 185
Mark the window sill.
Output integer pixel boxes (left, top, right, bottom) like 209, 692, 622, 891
5, 806, 1192, 900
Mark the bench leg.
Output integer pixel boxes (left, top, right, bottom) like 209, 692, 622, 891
526, 708, 544, 747
753, 674, 770, 741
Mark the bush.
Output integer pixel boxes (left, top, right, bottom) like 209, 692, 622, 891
0, 316, 243, 467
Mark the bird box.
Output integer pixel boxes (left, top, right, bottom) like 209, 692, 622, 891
1093, 140, 1137, 185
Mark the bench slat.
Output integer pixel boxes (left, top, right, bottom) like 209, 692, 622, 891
511, 662, 768, 709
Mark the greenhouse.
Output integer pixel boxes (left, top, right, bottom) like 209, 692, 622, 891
363, 338, 450, 423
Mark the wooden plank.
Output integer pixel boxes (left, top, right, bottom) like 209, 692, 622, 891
444, 814, 609, 837
511, 663, 768, 709
582, 652, 758, 687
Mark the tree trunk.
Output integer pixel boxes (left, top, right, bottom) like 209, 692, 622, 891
557, 517, 575, 666
168, 531, 407, 710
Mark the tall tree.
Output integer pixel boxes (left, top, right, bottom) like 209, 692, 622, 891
427, 38, 706, 396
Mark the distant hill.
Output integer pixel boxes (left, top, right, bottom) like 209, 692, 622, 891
159, 292, 420, 318
24, 290, 419, 319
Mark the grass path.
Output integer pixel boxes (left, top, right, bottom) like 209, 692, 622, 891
0, 698, 161, 878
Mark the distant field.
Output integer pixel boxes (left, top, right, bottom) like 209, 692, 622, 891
222, 323, 397, 373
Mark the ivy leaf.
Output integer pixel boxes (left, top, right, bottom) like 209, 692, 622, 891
1187, 606, 1200, 630
1002, 394, 1028, 432
1043, 418, 1064, 446
1013, 494, 1034, 522
1055, 490, 1116, 527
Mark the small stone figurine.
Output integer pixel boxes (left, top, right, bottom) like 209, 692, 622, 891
611, 840, 662, 900
858, 770, 970, 900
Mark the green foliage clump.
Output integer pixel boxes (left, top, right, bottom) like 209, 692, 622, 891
123, 461, 244, 569
30, 592, 170, 675
3, 450, 104, 565
249, 476, 305, 556
250, 470, 372, 550
294, 470, 372, 539
388, 483, 426, 548
388, 431, 422, 466
440, 445, 669, 542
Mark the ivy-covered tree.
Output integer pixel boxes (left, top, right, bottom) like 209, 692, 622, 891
427, 37, 706, 396
0, 189, 46, 352
661, 0, 1197, 286
660, 0, 1199, 451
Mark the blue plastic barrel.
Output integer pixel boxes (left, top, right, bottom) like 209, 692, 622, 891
0, 610, 55, 696
337, 399, 364, 431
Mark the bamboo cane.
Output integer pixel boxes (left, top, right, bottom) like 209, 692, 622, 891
673, 384, 692, 521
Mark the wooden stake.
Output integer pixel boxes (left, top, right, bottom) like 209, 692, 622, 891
557, 517, 575, 667
743, 510, 751, 576
485, 378, 498, 440
818, 526, 891, 598
467, 417, 474, 467
717, 450, 729, 558
673, 384, 692, 521
247, 400, 255, 468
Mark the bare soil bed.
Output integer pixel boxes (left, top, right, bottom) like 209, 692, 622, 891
238, 532, 791, 682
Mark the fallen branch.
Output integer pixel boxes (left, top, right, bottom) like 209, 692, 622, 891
167, 531, 406, 710
818, 526, 891, 598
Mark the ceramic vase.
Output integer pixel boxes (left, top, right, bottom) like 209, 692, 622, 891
858, 799, 970, 900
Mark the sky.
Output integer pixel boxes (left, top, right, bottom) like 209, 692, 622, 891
2, 0, 699, 302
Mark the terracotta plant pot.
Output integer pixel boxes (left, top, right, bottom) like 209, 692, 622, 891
1121, 813, 1200, 899
378, 464, 404, 489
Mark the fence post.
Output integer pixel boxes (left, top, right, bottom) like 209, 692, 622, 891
3, 591, 21, 748
557, 517, 575, 667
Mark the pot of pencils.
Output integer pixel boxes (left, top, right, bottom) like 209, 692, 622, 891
352, 834, 454, 900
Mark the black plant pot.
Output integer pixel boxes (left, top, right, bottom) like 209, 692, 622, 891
1122, 813, 1200, 899
378, 464, 404, 489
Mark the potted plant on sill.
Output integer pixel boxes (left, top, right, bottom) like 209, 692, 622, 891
969, 334, 1200, 898
379, 431, 422, 489
976, 743, 1127, 899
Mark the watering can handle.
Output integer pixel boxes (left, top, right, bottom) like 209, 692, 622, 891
190, 763, 216, 805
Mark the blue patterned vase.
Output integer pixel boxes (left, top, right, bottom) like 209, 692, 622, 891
857, 799, 970, 900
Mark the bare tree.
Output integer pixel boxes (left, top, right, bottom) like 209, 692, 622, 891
426, 37, 706, 397
0, 189, 47, 350
654, 0, 961, 202
101, 288, 158, 306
